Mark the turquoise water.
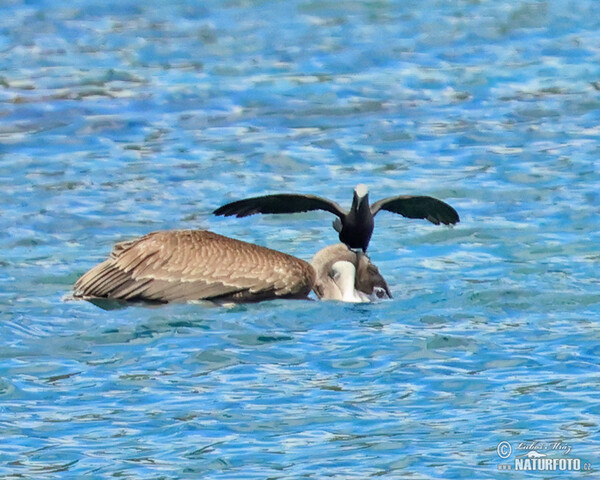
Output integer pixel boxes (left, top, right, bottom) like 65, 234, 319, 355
2, 0, 600, 478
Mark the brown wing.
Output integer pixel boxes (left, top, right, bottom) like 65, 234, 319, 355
73, 230, 315, 304
370, 195, 459, 225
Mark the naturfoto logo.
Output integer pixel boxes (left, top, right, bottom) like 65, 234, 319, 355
496, 440, 592, 472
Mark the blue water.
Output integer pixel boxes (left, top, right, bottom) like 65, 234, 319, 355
2, 0, 600, 478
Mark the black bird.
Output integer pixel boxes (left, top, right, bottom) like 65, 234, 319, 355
213, 184, 459, 252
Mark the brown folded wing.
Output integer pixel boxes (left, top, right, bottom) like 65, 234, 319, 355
73, 230, 315, 304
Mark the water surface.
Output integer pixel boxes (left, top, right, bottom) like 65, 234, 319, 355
1, 0, 600, 478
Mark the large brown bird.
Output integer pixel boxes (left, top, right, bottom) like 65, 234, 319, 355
73, 230, 390, 308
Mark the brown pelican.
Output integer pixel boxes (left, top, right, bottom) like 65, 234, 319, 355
311, 243, 390, 301
213, 184, 459, 252
73, 230, 390, 307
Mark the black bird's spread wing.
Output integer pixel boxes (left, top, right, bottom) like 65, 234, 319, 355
371, 195, 460, 225
214, 194, 346, 219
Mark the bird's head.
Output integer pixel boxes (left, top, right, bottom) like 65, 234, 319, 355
352, 184, 370, 211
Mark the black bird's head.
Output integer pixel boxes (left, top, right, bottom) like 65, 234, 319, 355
342, 184, 374, 252
352, 184, 370, 213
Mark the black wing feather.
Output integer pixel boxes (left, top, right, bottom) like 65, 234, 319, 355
371, 195, 459, 225
213, 194, 346, 219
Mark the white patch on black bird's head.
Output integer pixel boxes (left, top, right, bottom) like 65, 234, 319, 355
354, 184, 369, 199
352, 184, 370, 214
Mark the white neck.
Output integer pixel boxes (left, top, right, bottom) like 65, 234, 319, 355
330, 261, 369, 303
